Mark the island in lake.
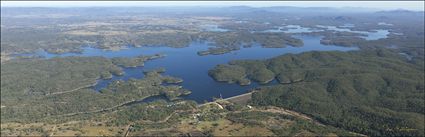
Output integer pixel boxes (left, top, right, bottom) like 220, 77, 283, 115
1, 2, 424, 136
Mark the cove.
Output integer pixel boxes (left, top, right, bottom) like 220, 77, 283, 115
315, 25, 390, 40
28, 35, 357, 102
262, 25, 390, 40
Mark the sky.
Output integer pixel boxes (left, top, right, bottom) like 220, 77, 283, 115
1, 1, 424, 11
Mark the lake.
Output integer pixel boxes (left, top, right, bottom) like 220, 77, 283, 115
263, 25, 390, 40
315, 25, 390, 40
25, 35, 358, 102
261, 25, 322, 33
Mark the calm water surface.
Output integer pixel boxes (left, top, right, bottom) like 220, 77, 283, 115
263, 25, 390, 40
315, 25, 390, 40
262, 25, 321, 33
201, 24, 229, 32
31, 35, 357, 102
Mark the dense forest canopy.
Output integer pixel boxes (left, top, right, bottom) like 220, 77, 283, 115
210, 49, 424, 136
0, 56, 191, 123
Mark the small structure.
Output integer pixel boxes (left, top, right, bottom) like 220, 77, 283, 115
187, 131, 206, 137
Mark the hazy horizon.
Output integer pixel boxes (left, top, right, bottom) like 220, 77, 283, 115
1, 1, 424, 11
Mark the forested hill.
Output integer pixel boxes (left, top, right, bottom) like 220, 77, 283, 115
210, 49, 424, 136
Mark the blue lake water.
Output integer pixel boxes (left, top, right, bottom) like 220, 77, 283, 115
201, 24, 229, 32
378, 22, 393, 26
262, 25, 321, 33
27, 35, 357, 102
340, 24, 355, 28
262, 25, 390, 41
361, 30, 390, 40
315, 25, 390, 40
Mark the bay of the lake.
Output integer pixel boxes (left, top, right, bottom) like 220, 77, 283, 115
28, 35, 358, 102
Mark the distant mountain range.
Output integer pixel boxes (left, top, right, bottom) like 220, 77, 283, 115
1, 6, 422, 17
376, 9, 424, 13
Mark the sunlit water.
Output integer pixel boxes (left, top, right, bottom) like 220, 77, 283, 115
262, 25, 390, 40
315, 25, 390, 40
201, 24, 229, 32
340, 23, 355, 28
